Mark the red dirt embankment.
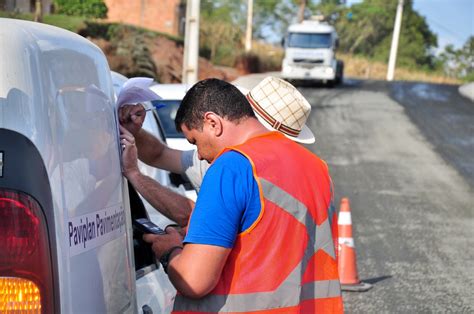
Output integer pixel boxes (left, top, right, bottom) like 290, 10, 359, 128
150, 36, 240, 83
92, 36, 240, 83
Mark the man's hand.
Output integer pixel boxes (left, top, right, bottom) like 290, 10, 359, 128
143, 226, 184, 260
120, 125, 140, 179
119, 103, 146, 136
166, 224, 188, 238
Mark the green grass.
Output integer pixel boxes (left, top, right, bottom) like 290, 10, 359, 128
42, 14, 86, 32
0, 10, 33, 21
104, 22, 184, 44
0, 11, 86, 32
0, 10, 183, 44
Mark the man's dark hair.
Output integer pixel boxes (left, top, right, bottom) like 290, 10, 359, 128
175, 78, 255, 132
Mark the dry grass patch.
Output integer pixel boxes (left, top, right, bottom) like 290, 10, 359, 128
338, 53, 460, 85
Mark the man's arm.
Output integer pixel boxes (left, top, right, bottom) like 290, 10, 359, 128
167, 244, 230, 298
120, 105, 211, 191
119, 104, 184, 174
144, 152, 256, 298
134, 127, 185, 174
144, 229, 230, 298
126, 171, 193, 227
121, 128, 193, 226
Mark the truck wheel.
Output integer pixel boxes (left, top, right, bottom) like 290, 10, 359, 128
335, 61, 344, 85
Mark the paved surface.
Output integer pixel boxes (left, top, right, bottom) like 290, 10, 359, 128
236, 75, 474, 312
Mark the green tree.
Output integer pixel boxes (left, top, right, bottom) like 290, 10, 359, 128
54, 0, 107, 18
200, 0, 324, 48
252, 0, 323, 42
200, 0, 245, 64
199, 0, 325, 64
200, 19, 243, 63
324, 0, 438, 70
438, 37, 474, 81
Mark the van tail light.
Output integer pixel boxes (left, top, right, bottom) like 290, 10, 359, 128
0, 190, 54, 313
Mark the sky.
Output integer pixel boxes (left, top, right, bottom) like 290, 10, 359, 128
346, 0, 474, 52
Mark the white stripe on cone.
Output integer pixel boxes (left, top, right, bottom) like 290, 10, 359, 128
337, 211, 352, 225
338, 237, 355, 248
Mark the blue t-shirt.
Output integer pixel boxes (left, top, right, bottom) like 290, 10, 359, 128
184, 151, 261, 248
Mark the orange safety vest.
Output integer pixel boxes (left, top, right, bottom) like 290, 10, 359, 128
173, 132, 343, 313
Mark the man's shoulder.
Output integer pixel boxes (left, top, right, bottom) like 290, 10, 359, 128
214, 150, 249, 167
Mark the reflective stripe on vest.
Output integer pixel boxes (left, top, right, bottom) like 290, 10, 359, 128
173, 279, 341, 312
260, 178, 336, 260
173, 177, 341, 312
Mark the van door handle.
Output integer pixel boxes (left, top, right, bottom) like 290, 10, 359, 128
142, 304, 153, 314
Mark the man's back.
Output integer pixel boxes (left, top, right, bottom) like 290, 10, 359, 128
233, 131, 333, 226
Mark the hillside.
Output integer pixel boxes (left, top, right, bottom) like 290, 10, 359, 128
86, 26, 240, 84
1, 12, 459, 85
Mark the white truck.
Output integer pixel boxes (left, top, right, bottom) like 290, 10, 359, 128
0, 18, 176, 313
281, 19, 343, 86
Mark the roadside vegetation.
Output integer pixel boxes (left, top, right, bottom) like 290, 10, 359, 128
200, 0, 472, 84
0, 10, 85, 31
1, 0, 471, 84
338, 53, 460, 84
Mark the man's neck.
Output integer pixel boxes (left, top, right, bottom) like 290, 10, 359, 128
222, 117, 269, 147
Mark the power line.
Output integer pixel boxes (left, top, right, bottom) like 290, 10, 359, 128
425, 16, 468, 44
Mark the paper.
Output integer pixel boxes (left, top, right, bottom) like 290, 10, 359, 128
115, 77, 162, 108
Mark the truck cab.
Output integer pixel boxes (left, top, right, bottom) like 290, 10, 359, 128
0, 18, 175, 313
281, 19, 343, 86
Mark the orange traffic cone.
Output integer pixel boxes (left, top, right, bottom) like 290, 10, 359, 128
338, 197, 372, 292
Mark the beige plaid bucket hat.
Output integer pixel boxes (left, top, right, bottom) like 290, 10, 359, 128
246, 76, 315, 144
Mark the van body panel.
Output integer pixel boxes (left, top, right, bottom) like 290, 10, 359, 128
0, 18, 136, 313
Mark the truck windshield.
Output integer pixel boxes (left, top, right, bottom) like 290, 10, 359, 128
288, 33, 332, 49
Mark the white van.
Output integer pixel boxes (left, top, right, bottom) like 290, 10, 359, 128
0, 18, 175, 313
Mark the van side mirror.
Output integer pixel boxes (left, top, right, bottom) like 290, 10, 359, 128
281, 37, 285, 47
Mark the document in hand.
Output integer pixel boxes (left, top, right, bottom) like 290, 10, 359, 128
116, 77, 162, 108
114, 77, 162, 167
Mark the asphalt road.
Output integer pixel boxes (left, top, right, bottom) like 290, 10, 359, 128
236, 75, 474, 312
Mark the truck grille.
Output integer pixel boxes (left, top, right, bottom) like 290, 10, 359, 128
293, 59, 324, 64
292, 59, 324, 68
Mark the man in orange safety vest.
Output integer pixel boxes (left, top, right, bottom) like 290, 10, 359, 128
121, 77, 343, 313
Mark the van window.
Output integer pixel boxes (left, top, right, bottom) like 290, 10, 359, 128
152, 100, 184, 139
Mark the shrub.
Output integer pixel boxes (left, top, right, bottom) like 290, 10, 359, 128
79, 22, 157, 80
54, 0, 108, 18
78, 21, 112, 39
235, 53, 261, 74
235, 42, 284, 74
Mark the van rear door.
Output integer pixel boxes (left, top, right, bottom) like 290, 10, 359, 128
0, 18, 136, 313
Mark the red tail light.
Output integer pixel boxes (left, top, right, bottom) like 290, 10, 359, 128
0, 190, 54, 313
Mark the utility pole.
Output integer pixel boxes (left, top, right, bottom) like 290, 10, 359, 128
387, 0, 404, 81
182, 0, 200, 85
34, 0, 42, 22
297, 0, 307, 23
140, 0, 145, 27
245, 0, 253, 52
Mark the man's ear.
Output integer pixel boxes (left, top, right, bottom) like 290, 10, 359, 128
203, 112, 223, 136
